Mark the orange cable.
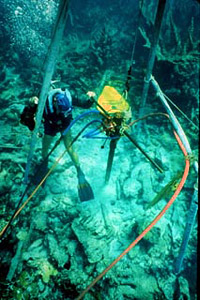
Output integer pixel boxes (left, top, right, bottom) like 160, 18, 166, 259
128, 112, 169, 127
76, 131, 190, 300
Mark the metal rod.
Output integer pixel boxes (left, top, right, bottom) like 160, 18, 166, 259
150, 76, 198, 276
139, 0, 167, 116
23, 0, 70, 184
174, 186, 198, 275
105, 139, 118, 183
124, 131, 163, 173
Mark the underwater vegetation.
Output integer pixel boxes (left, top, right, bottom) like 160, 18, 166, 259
0, 0, 199, 299
147, 171, 183, 208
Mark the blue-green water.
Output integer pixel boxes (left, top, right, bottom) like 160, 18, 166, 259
0, 0, 199, 299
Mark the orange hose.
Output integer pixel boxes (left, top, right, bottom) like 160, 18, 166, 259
128, 112, 169, 127
76, 131, 190, 300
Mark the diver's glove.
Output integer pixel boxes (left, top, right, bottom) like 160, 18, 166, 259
76, 166, 94, 202
85, 91, 96, 108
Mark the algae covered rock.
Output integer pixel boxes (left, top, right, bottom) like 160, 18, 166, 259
71, 202, 108, 263
47, 233, 69, 268
27, 258, 58, 284
22, 238, 47, 261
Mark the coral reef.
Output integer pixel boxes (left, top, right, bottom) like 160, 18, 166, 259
0, 0, 198, 299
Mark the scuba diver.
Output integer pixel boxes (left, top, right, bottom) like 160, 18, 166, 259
20, 88, 96, 201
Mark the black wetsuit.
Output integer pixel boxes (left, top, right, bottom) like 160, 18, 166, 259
20, 104, 38, 131
20, 92, 93, 135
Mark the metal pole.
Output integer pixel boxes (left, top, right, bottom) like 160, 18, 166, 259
105, 139, 118, 183
124, 131, 164, 173
150, 76, 198, 276
150, 76, 197, 166
139, 0, 166, 117
24, 0, 70, 184
174, 186, 198, 275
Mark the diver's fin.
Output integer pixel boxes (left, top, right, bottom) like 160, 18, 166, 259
77, 167, 94, 202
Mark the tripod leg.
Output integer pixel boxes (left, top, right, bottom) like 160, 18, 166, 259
105, 139, 118, 184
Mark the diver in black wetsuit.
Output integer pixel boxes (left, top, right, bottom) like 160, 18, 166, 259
20, 88, 96, 201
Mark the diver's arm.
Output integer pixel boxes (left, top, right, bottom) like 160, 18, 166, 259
20, 104, 38, 131
72, 91, 95, 108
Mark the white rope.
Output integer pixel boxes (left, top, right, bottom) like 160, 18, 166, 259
163, 93, 198, 130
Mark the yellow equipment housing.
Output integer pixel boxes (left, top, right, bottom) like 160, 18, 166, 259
97, 86, 130, 116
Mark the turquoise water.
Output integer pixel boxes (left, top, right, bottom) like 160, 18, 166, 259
0, 0, 199, 299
